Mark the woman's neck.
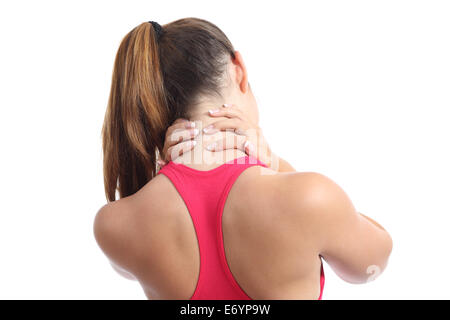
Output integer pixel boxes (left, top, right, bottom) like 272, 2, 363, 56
172, 102, 247, 169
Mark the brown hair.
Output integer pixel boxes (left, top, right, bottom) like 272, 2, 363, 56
102, 18, 236, 201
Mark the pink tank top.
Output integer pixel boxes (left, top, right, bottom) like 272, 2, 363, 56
157, 155, 325, 300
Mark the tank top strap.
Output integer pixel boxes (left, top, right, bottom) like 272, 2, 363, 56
214, 156, 268, 299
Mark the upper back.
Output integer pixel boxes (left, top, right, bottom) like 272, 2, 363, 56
94, 159, 325, 299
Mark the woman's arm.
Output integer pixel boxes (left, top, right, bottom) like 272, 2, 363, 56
94, 201, 140, 282
110, 260, 137, 280
283, 172, 393, 284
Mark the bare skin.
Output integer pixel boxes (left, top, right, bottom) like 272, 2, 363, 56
94, 50, 393, 299
94, 146, 392, 299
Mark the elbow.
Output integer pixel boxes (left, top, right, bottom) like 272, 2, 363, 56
347, 233, 394, 284
366, 232, 394, 283
380, 230, 393, 270
382, 231, 394, 271
386, 232, 393, 261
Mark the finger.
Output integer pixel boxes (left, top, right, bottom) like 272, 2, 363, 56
166, 119, 196, 139
204, 131, 248, 152
207, 104, 244, 119
163, 129, 200, 161
163, 128, 199, 160
157, 159, 167, 167
166, 140, 197, 161
243, 140, 257, 157
173, 118, 190, 125
206, 138, 257, 157
167, 127, 199, 145
203, 119, 249, 135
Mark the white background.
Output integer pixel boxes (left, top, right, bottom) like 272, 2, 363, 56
0, 0, 449, 299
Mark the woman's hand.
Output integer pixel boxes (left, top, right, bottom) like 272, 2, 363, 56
202, 103, 275, 168
158, 118, 199, 167
158, 111, 264, 168
158, 104, 293, 172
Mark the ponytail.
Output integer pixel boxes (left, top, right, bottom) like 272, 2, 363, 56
102, 18, 237, 201
102, 22, 169, 202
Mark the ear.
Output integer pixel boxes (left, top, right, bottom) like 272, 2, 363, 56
231, 50, 249, 93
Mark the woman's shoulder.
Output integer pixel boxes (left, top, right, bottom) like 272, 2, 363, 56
93, 175, 180, 266
235, 169, 344, 236
236, 168, 335, 207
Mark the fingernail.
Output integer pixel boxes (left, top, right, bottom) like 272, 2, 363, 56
191, 140, 197, 146
206, 142, 217, 151
208, 109, 219, 114
223, 103, 232, 108
203, 125, 214, 133
192, 128, 200, 136
185, 121, 196, 128
244, 141, 255, 155
157, 159, 165, 167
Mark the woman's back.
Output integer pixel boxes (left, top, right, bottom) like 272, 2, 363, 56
95, 154, 326, 299
96, 18, 392, 299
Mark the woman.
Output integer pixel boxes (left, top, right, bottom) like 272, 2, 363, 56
94, 18, 393, 300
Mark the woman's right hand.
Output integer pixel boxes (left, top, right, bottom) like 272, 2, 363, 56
202, 103, 274, 168
202, 104, 295, 172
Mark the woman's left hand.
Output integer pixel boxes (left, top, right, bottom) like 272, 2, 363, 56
158, 118, 200, 167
